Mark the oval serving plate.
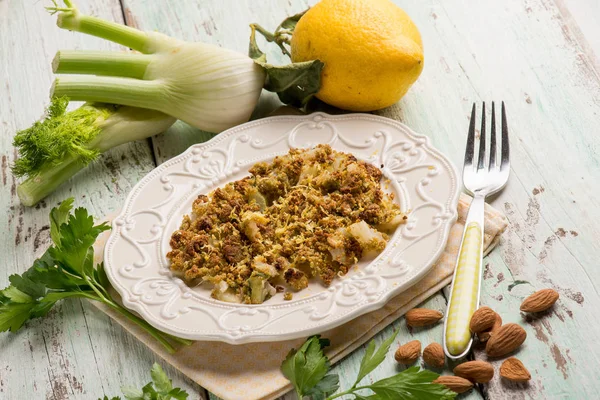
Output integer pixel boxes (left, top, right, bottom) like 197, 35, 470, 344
104, 112, 459, 344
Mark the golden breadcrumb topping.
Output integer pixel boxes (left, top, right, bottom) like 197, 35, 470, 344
167, 144, 406, 304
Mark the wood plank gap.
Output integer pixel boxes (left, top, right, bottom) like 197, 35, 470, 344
146, 137, 159, 167
42, 331, 60, 400
117, 0, 130, 27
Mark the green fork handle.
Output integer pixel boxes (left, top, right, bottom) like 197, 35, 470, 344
443, 194, 485, 359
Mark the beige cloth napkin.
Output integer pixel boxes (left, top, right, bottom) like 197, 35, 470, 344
93, 193, 507, 400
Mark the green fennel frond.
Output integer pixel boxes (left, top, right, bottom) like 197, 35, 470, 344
12, 97, 114, 178
46, 0, 75, 15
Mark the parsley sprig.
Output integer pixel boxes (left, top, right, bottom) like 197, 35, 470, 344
98, 363, 189, 400
281, 334, 456, 400
0, 198, 192, 353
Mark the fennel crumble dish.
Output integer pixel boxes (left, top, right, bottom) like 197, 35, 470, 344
167, 145, 406, 304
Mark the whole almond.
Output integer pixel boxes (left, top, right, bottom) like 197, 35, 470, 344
453, 360, 494, 383
394, 340, 421, 364
520, 289, 559, 313
486, 323, 527, 357
423, 342, 445, 368
469, 306, 497, 333
478, 331, 492, 343
493, 313, 503, 328
433, 376, 474, 394
500, 357, 531, 382
405, 308, 443, 327
478, 313, 502, 343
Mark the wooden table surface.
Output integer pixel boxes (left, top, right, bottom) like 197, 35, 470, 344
2, 0, 599, 399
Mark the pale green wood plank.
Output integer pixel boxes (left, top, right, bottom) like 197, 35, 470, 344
0, 1, 202, 399
3, 0, 600, 399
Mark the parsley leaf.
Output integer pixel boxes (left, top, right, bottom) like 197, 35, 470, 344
353, 394, 378, 400
305, 373, 339, 400
50, 197, 74, 244
8, 271, 47, 299
166, 388, 189, 400
120, 386, 143, 399
281, 334, 457, 400
49, 207, 109, 275
365, 367, 456, 400
354, 329, 399, 386
281, 335, 337, 398
0, 303, 37, 332
27, 252, 87, 290
0, 198, 192, 353
29, 301, 57, 319
150, 363, 173, 393
1, 286, 33, 303
116, 363, 188, 400
94, 262, 112, 290
141, 382, 158, 398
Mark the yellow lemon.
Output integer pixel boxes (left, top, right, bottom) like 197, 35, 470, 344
291, 0, 424, 111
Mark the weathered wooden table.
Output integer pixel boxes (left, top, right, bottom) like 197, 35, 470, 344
2, 0, 599, 399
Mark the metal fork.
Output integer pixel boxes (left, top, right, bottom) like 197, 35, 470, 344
443, 102, 510, 359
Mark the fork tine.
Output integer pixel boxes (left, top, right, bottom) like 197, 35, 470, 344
477, 102, 486, 170
465, 103, 476, 168
489, 102, 497, 170
501, 101, 510, 169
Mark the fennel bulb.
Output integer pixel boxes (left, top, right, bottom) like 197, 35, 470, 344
49, 1, 265, 133
13, 97, 176, 206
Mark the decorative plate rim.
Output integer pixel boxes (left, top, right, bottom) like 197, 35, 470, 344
104, 112, 460, 344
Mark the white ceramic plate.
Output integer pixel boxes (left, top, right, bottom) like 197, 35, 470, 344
104, 112, 459, 344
